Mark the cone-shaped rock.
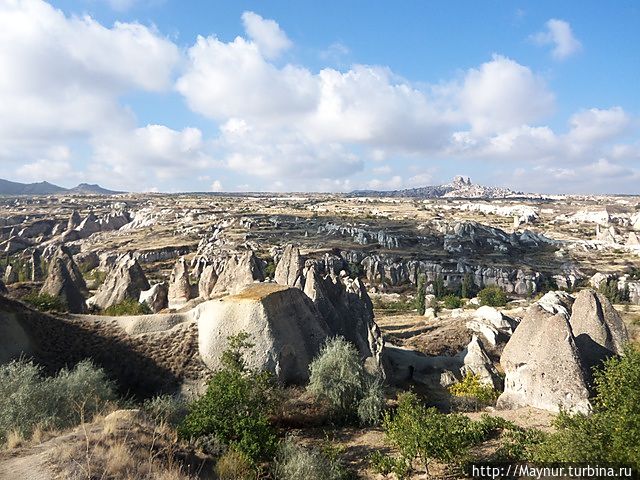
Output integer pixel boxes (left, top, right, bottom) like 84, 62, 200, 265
198, 264, 218, 299
50, 246, 87, 293
40, 258, 87, 313
212, 251, 264, 295
194, 283, 330, 384
168, 257, 192, 308
89, 253, 150, 310
274, 244, 305, 288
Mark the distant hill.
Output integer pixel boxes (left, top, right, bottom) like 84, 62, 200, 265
0, 179, 124, 196
350, 176, 521, 199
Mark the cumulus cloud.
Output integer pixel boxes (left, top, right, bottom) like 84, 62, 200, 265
531, 19, 582, 60
241, 11, 292, 59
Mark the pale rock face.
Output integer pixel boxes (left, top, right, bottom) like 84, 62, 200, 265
168, 257, 193, 309
274, 244, 305, 288
212, 251, 264, 295
198, 264, 218, 299
3, 265, 17, 285
497, 304, 591, 414
40, 258, 87, 313
628, 231, 640, 246
89, 253, 150, 310
194, 283, 330, 384
537, 290, 574, 317
139, 282, 169, 313
457, 335, 502, 389
589, 272, 614, 289
569, 290, 628, 375
632, 212, 640, 231
465, 319, 499, 346
474, 305, 512, 332
51, 246, 87, 294
67, 210, 81, 230
423, 307, 436, 319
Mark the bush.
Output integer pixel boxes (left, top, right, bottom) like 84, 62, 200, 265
216, 448, 254, 480
448, 372, 499, 410
307, 337, 385, 425
22, 292, 67, 312
477, 286, 507, 307
442, 294, 462, 309
381, 392, 486, 477
103, 299, 152, 316
0, 359, 115, 442
431, 274, 446, 299
178, 332, 278, 463
531, 346, 640, 468
599, 278, 630, 304
273, 438, 348, 480
142, 394, 188, 427
460, 273, 476, 299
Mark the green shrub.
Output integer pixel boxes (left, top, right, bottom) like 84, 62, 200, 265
103, 299, 152, 316
477, 286, 507, 307
216, 448, 254, 480
442, 294, 462, 309
22, 292, 67, 312
0, 359, 115, 442
307, 337, 385, 425
431, 274, 446, 299
460, 273, 476, 299
415, 274, 426, 315
599, 278, 629, 304
273, 438, 349, 480
381, 392, 486, 477
531, 346, 640, 468
448, 372, 499, 410
178, 332, 278, 463
369, 450, 410, 478
263, 259, 276, 279
142, 394, 188, 427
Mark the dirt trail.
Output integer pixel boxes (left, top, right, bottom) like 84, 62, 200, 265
0, 444, 54, 480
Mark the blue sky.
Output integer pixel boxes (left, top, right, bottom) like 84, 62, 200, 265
1, 0, 639, 193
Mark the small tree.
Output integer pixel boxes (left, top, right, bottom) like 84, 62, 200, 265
415, 274, 426, 315
307, 337, 384, 425
432, 274, 446, 299
460, 273, 475, 299
478, 286, 507, 307
179, 332, 278, 463
442, 294, 462, 309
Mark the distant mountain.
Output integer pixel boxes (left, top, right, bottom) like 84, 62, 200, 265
0, 179, 124, 196
350, 176, 521, 199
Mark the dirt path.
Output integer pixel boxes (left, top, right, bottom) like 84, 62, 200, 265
0, 444, 54, 480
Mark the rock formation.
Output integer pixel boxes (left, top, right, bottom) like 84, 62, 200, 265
211, 251, 264, 295
194, 283, 330, 383
498, 289, 628, 414
3, 265, 17, 284
89, 253, 150, 310
50, 246, 87, 294
40, 257, 87, 313
198, 264, 218, 299
497, 303, 591, 413
168, 257, 193, 308
274, 244, 305, 288
139, 283, 169, 313
30, 249, 43, 281
67, 210, 81, 230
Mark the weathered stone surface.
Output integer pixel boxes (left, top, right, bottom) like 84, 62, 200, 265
274, 244, 305, 288
89, 253, 150, 310
30, 249, 43, 281
3, 265, 17, 284
212, 251, 264, 295
474, 305, 512, 332
497, 304, 591, 414
569, 289, 628, 374
457, 335, 502, 389
168, 257, 193, 308
67, 210, 81, 230
40, 257, 87, 313
198, 264, 218, 299
139, 282, 169, 313
50, 246, 87, 294
194, 283, 330, 384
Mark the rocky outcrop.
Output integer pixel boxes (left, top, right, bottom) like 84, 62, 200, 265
274, 244, 305, 288
89, 253, 150, 310
457, 335, 502, 389
168, 257, 193, 308
139, 283, 169, 313
497, 303, 591, 414
211, 251, 264, 295
40, 257, 87, 313
30, 249, 43, 281
3, 265, 17, 284
498, 289, 628, 414
50, 246, 87, 294
569, 290, 628, 375
67, 210, 81, 230
194, 283, 331, 383
198, 264, 218, 300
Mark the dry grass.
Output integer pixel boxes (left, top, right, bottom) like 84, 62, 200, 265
51, 412, 214, 480
5, 429, 24, 450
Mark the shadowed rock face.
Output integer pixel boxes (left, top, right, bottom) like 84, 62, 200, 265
50, 246, 87, 294
198, 264, 218, 300
274, 244, 305, 289
139, 282, 169, 313
40, 257, 87, 313
212, 251, 265, 295
497, 289, 629, 414
569, 289, 628, 376
168, 257, 193, 308
89, 253, 150, 310
195, 283, 330, 384
0, 279, 6, 294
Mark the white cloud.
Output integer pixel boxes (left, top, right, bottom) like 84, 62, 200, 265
458, 54, 555, 135
241, 11, 292, 59
531, 19, 582, 60
210, 180, 223, 192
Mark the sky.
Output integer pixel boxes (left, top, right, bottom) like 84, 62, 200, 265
1, 0, 639, 194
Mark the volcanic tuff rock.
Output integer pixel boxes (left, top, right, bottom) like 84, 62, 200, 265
40, 257, 87, 313
274, 244, 305, 288
168, 257, 193, 308
497, 303, 591, 414
211, 250, 265, 295
139, 282, 169, 313
198, 264, 218, 299
569, 289, 628, 375
498, 289, 628, 414
3, 265, 17, 284
50, 246, 88, 294
89, 253, 150, 310
194, 283, 330, 383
